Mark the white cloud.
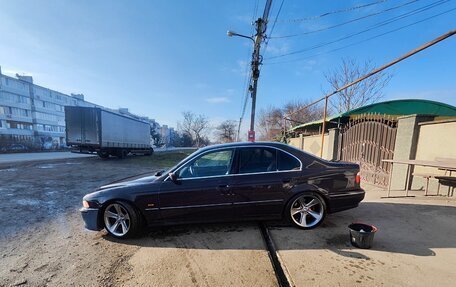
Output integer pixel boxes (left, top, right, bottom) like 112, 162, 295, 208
231, 60, 249, 76
295, 59, 319, 76
265, 43, 290, 56
205, 97, 231, 104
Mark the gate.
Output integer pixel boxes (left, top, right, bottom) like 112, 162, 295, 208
338, 114, 397, 187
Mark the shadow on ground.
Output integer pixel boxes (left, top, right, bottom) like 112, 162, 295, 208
104, 201, 456, 257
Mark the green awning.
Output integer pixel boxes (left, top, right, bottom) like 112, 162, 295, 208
289, 99, 456, 132
339, 99, 456, 117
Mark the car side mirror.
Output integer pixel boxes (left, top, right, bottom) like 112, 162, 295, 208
168, 172, 178, 182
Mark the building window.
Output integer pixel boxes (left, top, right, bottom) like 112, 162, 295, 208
6, 121, 32, 130
2, 107, 30, 117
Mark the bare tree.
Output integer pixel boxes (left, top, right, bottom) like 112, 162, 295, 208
325, 58, 392, 113
178, 111, 194, 138
178, 111, 210, 147
283, 99, 324, 129
191, 114, 210, 147
216, 120, 237, 143
257, 106, 283, 141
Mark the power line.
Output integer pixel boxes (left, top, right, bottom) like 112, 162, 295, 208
275, 0, 389, 23
266, 7, 456, 65
271, 0, 421, 39
263, 0, 285, 64
266, 0, 285, 42
266, 0, 450, 60
285, 29, 456, 119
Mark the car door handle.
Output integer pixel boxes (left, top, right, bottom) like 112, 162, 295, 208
217, 184, 231, 194
282, 178, 292, 184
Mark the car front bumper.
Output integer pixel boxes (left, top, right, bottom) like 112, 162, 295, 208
80, 207, 102, 231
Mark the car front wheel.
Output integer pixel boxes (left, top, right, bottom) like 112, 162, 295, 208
288, 192, 326, 229
103, 201, 140, 238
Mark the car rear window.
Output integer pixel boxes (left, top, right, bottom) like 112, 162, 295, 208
278, 150, 301, 171
239, 147, 276, 174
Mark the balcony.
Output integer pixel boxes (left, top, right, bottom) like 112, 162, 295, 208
0, 114, 33, 123
0, 128, 34, 136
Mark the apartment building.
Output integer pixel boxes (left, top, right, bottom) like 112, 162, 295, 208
160, 125, 175, 146
0, 66, 167, 150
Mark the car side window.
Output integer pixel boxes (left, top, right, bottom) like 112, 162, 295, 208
177, 149, 233, 179
277, 150, 301, 171
239, 147, 277, 174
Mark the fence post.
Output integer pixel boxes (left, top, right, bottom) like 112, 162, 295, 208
390, 114, 435, 190
327, 128, 339, 161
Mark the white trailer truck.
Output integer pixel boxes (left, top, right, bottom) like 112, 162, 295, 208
65, 106, 153, 158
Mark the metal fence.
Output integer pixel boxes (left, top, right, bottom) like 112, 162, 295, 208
338, 114, 397, 187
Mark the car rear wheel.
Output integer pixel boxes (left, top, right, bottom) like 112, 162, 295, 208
288, 192, 326, 229
103, 201, 139, 238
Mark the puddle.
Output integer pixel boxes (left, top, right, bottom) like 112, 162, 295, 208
45, 190, 57, 196
0, 168, 18, 172
37, 164, 57, 169
37, 162, 82, 169
16, 199, 41, 206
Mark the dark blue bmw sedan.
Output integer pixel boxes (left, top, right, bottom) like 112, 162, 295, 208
81, 142, 364, 238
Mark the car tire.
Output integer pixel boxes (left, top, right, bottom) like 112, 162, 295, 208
97, 151, 109, 159
287, 192, 326, 229
103, 201, 140, 239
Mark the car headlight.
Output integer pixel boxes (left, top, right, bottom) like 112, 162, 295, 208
82, 200, 97, 208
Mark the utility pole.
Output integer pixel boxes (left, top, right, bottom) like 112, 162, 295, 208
248, 0, 272, 142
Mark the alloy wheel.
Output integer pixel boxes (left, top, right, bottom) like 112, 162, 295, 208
290, 194, 324, 228
104, 203, 131, 237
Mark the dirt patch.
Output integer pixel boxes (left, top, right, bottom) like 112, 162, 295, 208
0, 155, 170, 286
0, 153, 276, 286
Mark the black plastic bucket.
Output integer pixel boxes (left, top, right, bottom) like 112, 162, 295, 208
348, 223, 378, 249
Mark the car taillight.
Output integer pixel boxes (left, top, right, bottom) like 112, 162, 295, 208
355, 172, 361, 185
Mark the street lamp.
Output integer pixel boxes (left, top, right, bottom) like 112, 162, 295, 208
227, 30, 258, 142
226, 30, 255, 43
227, 1, 272, 143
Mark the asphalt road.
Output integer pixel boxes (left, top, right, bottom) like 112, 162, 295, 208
0, 151, 95, 164
0, 148, 196, 165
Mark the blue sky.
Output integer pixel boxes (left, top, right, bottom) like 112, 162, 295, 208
0, 0, 455, 137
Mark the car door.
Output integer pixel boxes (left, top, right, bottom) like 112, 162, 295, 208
158, 148, 236, 223
229, 147, 291, 219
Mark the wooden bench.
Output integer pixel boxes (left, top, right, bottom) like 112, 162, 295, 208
412, 157, 456, 196
435, 176, 456, 197
412, 172, 442, 195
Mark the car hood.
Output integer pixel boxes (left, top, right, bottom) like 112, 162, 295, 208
97, 172, 161, 190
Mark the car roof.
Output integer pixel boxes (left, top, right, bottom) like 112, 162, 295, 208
196, 141, 323, 163
198, 141, 295, 152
